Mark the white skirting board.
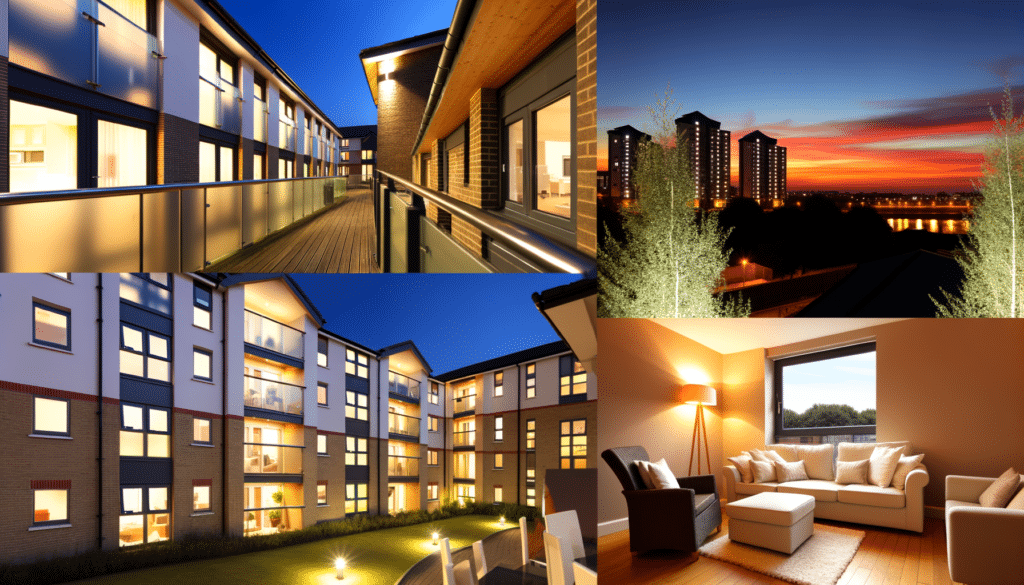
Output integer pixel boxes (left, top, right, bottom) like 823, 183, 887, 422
599, 517, 629, 537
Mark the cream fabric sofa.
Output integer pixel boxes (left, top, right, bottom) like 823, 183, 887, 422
724, 441, 929, 533
945, 474, 1024, 585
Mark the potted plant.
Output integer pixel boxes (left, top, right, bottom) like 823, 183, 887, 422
269, 490, 284, 527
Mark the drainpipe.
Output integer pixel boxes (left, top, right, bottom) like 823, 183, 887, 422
378, 356, 384, 515
221, 283, 229, 536
96, 274, 104, 551
516, 362, 523, 505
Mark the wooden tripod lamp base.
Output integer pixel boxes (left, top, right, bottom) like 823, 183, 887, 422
680, 384, 717, 476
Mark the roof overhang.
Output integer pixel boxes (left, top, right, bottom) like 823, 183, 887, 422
360, 29, 447, 106
532, 278, 596, 373
413, 0, 576, 155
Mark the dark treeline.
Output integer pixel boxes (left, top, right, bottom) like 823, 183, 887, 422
783, 403, 876, 428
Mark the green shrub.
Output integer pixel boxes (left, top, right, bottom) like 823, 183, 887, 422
0, 504, 538, 585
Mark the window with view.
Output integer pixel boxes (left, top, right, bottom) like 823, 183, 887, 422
33, 302, 70, 350
120, 404, 170, 457
773, 342, 876, 444
193, 283, 212, 329
346, 349, 369, 378
346, 390, 368, 421
559, 356, 587, 400
429, 381, 440, 405
120, 485, 169, 546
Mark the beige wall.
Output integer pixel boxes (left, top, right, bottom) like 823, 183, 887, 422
597, 319, 724, 525
599, 318, 1024, 526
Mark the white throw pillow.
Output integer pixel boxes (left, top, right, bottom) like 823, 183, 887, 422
838, 441, 911, 462
1007, 481, 1024, 510
835, 458, 869, 485
890, 454, 925, 489
633, 460, 654, 489
766, 444, 799, 462
980, 467, 1020, 508
763, 449, 788, 464
751, 460, 777, 483
747, 449, 771, 462
868, 445, 906, 488
795, 444, 835, 481
640, 459, 681, 490
728, 455, 754, 483
775, 460, 808, 483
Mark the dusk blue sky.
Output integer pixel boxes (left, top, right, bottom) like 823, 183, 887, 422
290, 274, 579, 375
216, 0, 457, 128
599, 0, 1024, 193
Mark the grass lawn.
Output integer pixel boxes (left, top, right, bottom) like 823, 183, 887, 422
70, 515, 508, 585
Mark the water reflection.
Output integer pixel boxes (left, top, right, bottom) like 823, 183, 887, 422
887, 217, 970, 234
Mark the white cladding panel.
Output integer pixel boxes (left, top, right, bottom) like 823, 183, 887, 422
162, 1, 201, 122
172, 274, 223, 416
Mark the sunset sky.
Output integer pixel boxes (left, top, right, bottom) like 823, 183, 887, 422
598, 0, 1024, 194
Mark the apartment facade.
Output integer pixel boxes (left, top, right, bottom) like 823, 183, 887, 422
336, 125, 377, 184
360, 0, 598, 272
435, 341, 598, 511
1, 0, 345, 194
676, 111, 731, 209
738, 130, 787, 207
0, 273, 594, 564
607, 125, 650, 200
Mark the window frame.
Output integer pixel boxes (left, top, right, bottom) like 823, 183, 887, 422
33, 396, 70, 437
193, 416, 212, 446
428, 415, 441, 433
427, 449, 439, 466
32, 301, 71, 351
772, 342, 877, 442
193, 282, 213, 330
345, 390, 368, 421
428, 381, 440, 405
119, 403, 171, 458
32, 487, 70, 527
119, 323, 171, 382
317, 382, 328, 406
559, 418, 587, 470
525, 363, 536, 398
345, 348, 369, 379
317, 337, 328, 368
345, 436, 368, 466
494, 415, 503, 442
493, 371, 504, 397
317, 433, 328, 456
193, 347, 213, 381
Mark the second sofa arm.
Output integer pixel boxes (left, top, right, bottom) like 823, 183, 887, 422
946, 475, 997, 504
723, 466, 740, 502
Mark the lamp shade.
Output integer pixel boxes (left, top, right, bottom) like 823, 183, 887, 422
680, 384, 716, 406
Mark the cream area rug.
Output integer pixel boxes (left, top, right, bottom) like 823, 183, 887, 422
699, 523, 865, 585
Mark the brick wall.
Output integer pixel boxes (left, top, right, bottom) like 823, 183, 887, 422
223, 416, 245, 537
576, 0, 598, 257
158, 113, 200, 184
378, 46, 443, 179
266, 145, 279, 180
518, 400, 597, 507
172, 410, 223, 540
314, 431, 347, 523
240, 138, 254, 181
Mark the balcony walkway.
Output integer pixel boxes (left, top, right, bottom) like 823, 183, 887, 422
398, 524, 546, 585
204, 186, 376, 273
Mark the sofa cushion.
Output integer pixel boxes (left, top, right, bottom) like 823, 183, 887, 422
728, 455, 754, 483
777, 479, 840, 502
838, 441, 911, 462
725, 492, 815, 526
748, 449, 773, 463
868, 445, 906, 488
890, 454, 925, 489
736, 482, 779, 496
979, 467, 1020, 508
751, 460, 777, 483
775, 460, 809, 483
795, 444, 835, 481
838, 484, 906, 508
1008, 486, 1024, 510
766, 444, 799, 463
835, 458, 869, 485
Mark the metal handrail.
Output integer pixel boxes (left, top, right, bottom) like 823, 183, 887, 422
244, 310, 305, 336
377, 170, 596, 274
0, 176, 332, 206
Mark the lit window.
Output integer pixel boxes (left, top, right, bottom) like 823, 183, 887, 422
193, 417, 212, 445
494, 486, 503, 503
119, 484, 170, 546
33, 396, 69, 436
494, 453, 503, 469
428, 415, 440, 433
494, 416, 503, 442
120, 325, 170, 382
427, 449, 439, 466
429, 381, 440, 405
193, 282, 212, 329
345, 437, 368, 466
120, 404, 170, 458
33, 302, 70, 350
317, 482, 327, 505
317, 337, 328, 367
317, 433, 327, 455
33, 486, 69, 526
345, 349, 369, 378
345, 391, 368, 421
559, 356, 587, 399
346, 483, 368, 514
9, 101, 78, 193
493, 371, 503, 397
526, 419, 536, 450
525, 363, 536, 398
193, 347, 213, 381
560, 418, 587, 469
193, 484, 211, 512
317, 382, 328, 406
427, 483, 439, 501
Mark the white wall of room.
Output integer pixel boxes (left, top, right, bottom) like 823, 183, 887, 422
173, 275, 223, 416
301, 316, 319, 422
239, 63, 254, 141
223, 285, 246, 418
0, 274, 100, 397
267, 84, 280, 149
482, 367, 519, 415
296, 107, 307, 156
315, 338, 346, 435
162, 1, 201, 122
100, 274, 122, 401
527, 354, 566, 409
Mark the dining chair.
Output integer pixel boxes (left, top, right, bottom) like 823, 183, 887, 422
543, 531, 575, 585
519, 516, 540, 567
573, 561, 597, 585
440, 537, 477, 585
472, 539, 488, 580
544, 510, 586, 561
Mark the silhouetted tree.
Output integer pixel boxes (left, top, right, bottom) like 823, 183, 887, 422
782, 404, 877, 428
934, 85, 1024, 317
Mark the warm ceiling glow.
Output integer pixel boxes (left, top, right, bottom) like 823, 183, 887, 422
675, 367, 711, 386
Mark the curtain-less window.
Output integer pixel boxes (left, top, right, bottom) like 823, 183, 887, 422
535, 95, 572, 218
9, 101, 78, 193
506, 120, 523, 204
97, 120, 147, 188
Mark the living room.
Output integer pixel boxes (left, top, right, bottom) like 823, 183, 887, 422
597, 318, 1024, 585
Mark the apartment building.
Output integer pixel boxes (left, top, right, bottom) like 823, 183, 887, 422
336, 125, 377, 184
434, 341, 598, 511
0, 273, 595, 564
738, 130, 787, 207
606, 125, 650, 200
676, 111, 731, 208
1, 0, 345, 193
359, 0, 598, 272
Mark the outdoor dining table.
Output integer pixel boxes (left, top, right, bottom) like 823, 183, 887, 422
478, 553, 596, 585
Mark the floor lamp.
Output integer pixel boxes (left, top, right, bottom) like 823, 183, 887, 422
681, 384, 717, 476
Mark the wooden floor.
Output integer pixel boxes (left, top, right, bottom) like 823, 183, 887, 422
204, 186, 376, 273
598, 514, 963, 585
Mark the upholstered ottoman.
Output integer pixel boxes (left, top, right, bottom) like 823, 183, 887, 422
724, 492, 815, 554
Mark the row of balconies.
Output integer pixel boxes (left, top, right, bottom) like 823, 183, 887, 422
241, 446, 419, 480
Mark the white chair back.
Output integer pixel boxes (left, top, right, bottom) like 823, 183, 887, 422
441, 537, 454, 566
545, 510, 586, 560
442, 562, 457, 585
573, 561, 597, 585
519, 516, 530, 566
472, 539, 488, 580
544, 531, 575, 585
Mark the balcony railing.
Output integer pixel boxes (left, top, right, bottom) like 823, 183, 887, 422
279, 121, 296, 151
244, 375, 304, 416
9, 0, 160, 110
0, 177, 346, 271
453, 394, 476, 414
388, 412, 421, 437
454, 460, 475, 480
199, 76, 241, 134
244, 443, 303, 474
389, 371, 420, 400
376, 170, 596, 274
244, 310, 304, 360
453, 430, 476, 447
254, 99, 268, 143
388, 455, 420, 477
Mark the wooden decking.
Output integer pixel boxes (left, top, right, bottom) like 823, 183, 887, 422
398, 524, 546, 585
204, 186, 376, 273
598, 514, 961, 585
